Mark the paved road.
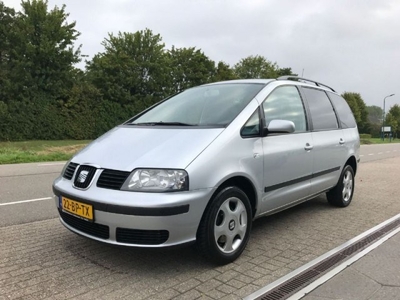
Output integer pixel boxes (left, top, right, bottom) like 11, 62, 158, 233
1, 143, 400, 299
0, 162, 63, 227
358, 143, 400, 163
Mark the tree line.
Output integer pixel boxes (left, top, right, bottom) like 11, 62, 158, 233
342, 93, 400, 138
0, 0, 399, 141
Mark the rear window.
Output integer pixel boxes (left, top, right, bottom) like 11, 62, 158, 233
327, 93, 357, 128
302, 87, 338, 131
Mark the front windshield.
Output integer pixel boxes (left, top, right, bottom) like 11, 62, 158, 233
130, 83, 264, 126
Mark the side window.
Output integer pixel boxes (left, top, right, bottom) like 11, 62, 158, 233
327, 93, 357, 128
241, 109, 260, 137
302, 88, 338, 131
262, 86, 307, 133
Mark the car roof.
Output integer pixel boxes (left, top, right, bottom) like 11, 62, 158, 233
203, 77, 337, 93
203, 79, 275, 86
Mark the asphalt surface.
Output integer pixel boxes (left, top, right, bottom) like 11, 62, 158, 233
0, 162, 63, 227
1, 143, 400, 299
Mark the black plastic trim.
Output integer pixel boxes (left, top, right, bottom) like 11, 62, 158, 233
240, 107, 262, 139
63, 162, 78, 180
53, 187, 189, 216
313, 166, 341, 178
264, 166, 340, 193
97, 169, 130, 190
116, 228, 169, 245
59, 209, 109, 239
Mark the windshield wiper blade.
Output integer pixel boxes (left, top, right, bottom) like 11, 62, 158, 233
130, 122, 195, 126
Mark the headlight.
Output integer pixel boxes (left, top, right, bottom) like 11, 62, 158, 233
121, 169, 188, 192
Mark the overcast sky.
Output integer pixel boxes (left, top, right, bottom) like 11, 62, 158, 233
4, 0, 400, 108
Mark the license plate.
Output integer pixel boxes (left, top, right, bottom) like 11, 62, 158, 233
61, 196, 93, 221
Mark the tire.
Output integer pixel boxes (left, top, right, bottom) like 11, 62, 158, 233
326, 165, 355, 207
196, 186, 252, 265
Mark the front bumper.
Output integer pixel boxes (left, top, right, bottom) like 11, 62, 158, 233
53, 176, 214, 247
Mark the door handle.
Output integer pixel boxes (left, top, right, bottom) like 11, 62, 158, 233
304, 143, 313, 151
339, 138, 345, 145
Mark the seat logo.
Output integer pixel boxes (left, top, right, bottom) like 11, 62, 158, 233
229, 220, 235, 231
77, 170, 89, 183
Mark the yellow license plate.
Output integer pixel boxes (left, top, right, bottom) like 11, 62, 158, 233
61, 197, 93, 221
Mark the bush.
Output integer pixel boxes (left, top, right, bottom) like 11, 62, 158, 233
359, 133, 371, 139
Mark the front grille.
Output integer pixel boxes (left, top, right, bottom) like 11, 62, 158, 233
63, 162, 78, 180
59, 210, 109, 239
73, 165, 96, 189
116, 228, 169, 245
97, 169, 130, 190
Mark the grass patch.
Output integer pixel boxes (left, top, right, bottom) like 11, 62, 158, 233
1, 138, 398, 164
0, 140, 90, 164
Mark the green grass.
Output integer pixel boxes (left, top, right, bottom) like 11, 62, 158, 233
1, 138, 398, 164
0, 140, 90, 164
360, 138, 400, 145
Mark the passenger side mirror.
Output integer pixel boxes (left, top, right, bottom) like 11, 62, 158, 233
263, 119, 295, 136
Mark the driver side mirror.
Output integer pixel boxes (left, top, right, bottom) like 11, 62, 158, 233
262, 119, 295, 136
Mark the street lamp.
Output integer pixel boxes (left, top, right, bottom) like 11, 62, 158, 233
382, 93, 395, 140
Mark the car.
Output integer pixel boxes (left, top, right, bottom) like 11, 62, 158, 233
53, 76, 360, 264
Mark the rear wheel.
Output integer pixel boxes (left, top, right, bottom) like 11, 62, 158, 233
197, 186, 252, 265
326, 165, 354, 207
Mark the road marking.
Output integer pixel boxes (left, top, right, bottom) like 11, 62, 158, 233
378, 152, 383, 155
368, 153, 374, 156
245, 213, 400, 300
359, 155, 364, 157
394, 150, 398, 152
386, 151, 391, 153
37, 163, 65, 166
0, 197, 52, 206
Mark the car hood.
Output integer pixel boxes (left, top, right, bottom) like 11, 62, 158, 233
73, 125, 224, 171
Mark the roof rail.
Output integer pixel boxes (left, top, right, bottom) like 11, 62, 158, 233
277, 76, 336, 92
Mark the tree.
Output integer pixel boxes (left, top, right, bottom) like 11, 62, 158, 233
87, 29, 169, 111
213, 61, 237, 82
9, 0, 81, 100
387, 104, 400, 138
0, 2, 15, 103
167, 46, 215, 94
384, 113, 398, 138
0, 0, 82, 140
387, 104, 400, 120
366, 105, 383, 124
277, 67, 297, 77
342, 92, 370, 133
234, 55, 279, 79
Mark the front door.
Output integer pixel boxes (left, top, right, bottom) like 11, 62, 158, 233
259, 85, 313, 215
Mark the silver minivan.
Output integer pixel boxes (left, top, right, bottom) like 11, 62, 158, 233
53, 76, 360, 264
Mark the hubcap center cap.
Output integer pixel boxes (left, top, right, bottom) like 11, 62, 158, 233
229, 220, 236, 231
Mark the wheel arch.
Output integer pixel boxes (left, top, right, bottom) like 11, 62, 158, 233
346, 155, 357, 175
195, 176, 257, 264
205, 176, 258, 220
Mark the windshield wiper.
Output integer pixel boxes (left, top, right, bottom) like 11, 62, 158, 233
130, 121, 195, 126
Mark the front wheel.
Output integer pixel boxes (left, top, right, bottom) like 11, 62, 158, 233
196, 186, 252, 265
326, 165, 355, 207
